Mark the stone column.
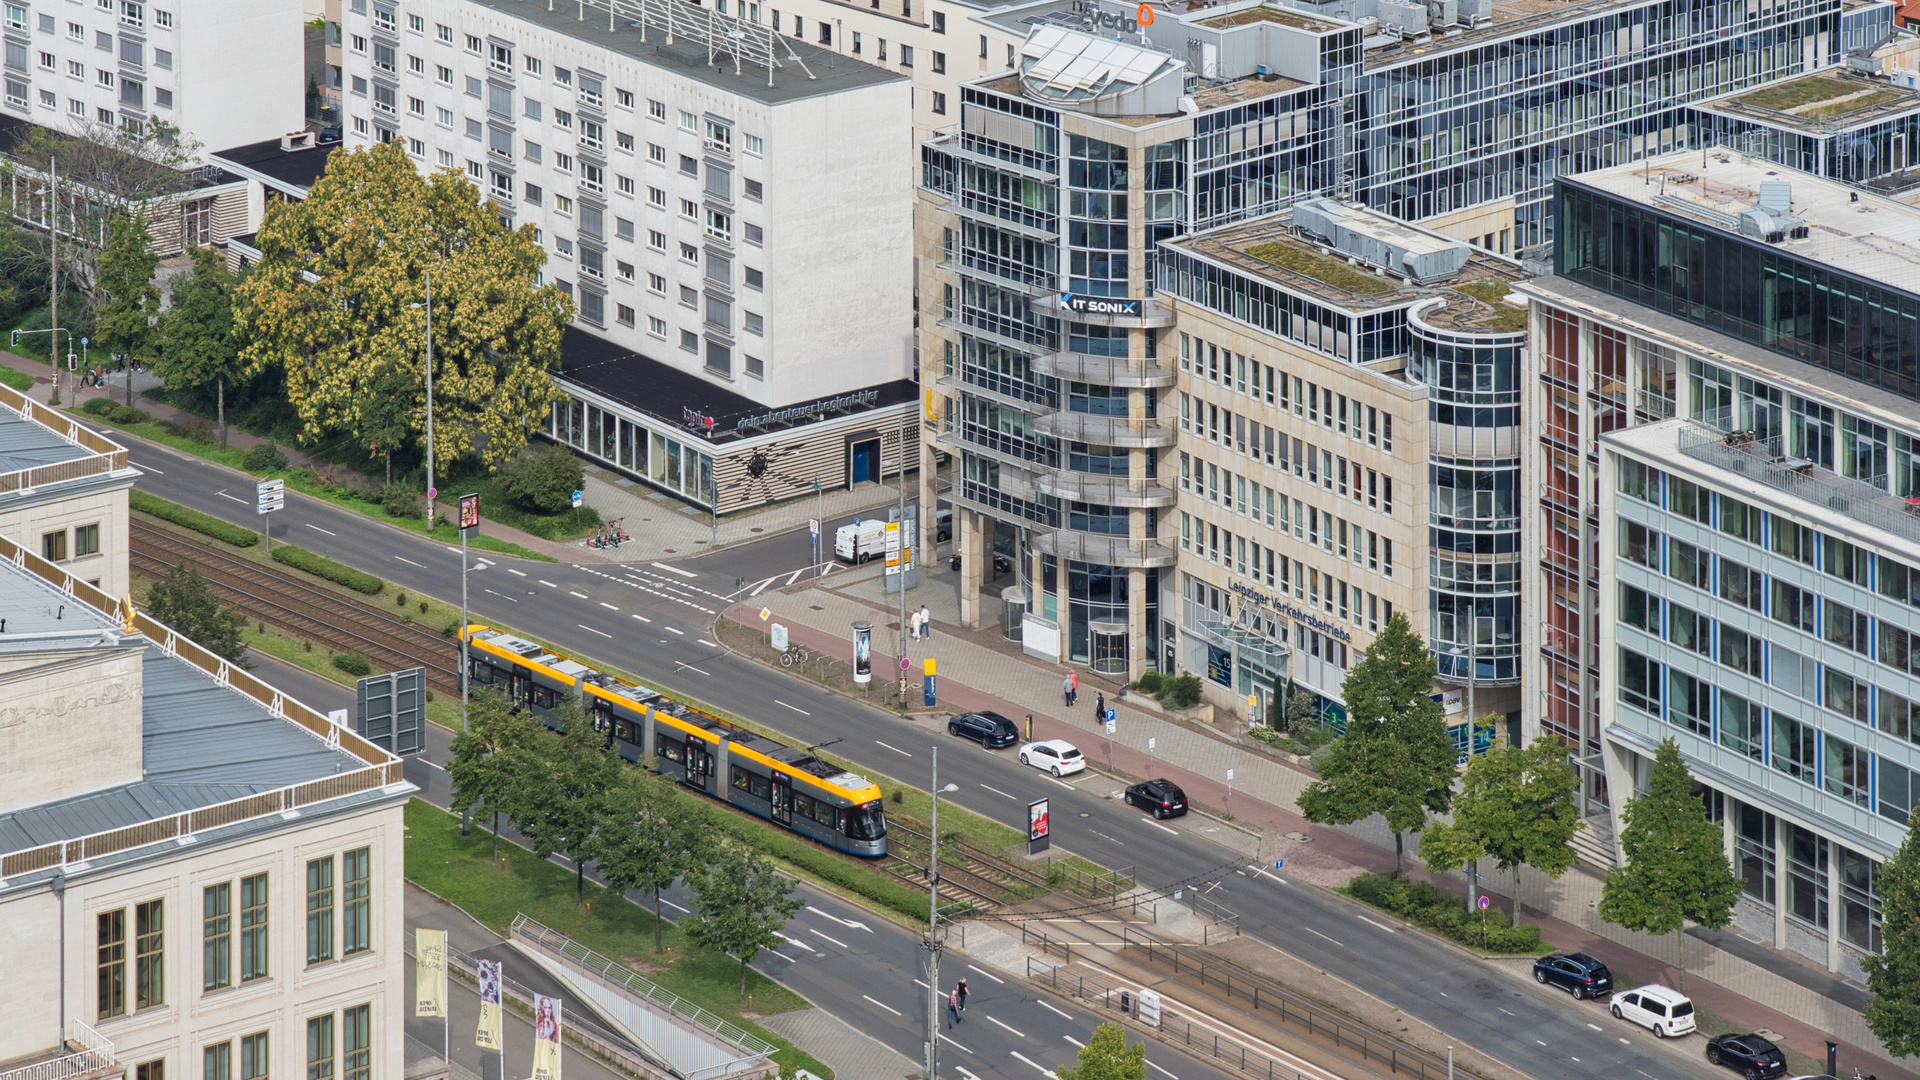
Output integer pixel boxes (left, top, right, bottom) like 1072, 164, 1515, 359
1128, 567, 1148, 682
1826, 835, 1842, 973
958, 508, 985, 630
1773, 815, 1789, 949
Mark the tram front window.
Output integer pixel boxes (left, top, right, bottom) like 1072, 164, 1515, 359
846, 801, 886, 840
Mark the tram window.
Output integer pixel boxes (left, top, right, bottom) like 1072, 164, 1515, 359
747, 772, 771, 800
657, 738, 685, 764
614, 721, 636, 742
468, 660, 493, 684
532, 685, 560, 709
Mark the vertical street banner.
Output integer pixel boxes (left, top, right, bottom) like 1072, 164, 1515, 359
532, 994, 564, 1080
475, 959, 503, 1051
414, 928, 447, 1019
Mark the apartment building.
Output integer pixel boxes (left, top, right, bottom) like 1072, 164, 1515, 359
0, 0, 303, 160
1164, 201, 1526, 734
0, 382, 138, 598
337, 0, 919, 512
1518, 151, 1920, 968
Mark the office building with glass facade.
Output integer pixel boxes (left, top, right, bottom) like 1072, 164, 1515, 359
1520, 150, 1919, 969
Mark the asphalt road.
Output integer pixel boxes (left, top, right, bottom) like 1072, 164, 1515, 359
120, 430, 1727, 1080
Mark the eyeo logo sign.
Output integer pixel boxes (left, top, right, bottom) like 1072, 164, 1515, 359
1137, 3, 1155, 23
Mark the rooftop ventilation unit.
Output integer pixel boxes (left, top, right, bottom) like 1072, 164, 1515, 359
1378, 0, 1428, 36
1292, 198, 1472, 284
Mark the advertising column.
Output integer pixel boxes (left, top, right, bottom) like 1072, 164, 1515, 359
852, 621, 873, 685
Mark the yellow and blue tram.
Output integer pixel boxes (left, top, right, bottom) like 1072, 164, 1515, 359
462, 624, 888, 857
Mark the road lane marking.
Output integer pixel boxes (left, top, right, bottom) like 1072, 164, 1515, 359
1140, 818, 1179, 835
664, 626, 685, 635
1063, 1036, 1084, 1048
508, 568, 526, 576
673, 664, 712, 676
749, 577, 774, 597
915, 979, 927, 989
862, 995, 901, 1016
979, 784, 1016, 800
767, 950, 795, 963
569, 590, 588, 599
776, 700, 811, 715
810, 909, 873, 932
1619, 1039, 1631, 1045
1090, 831, 1125, 846
1497, 1007, 1515, 1015
1039, 1000, 1073, 1020
699, 639, 718, 648
776, 933, 815, 952
484, 589, 519, 603
987, 1016, 1026, 1038
958, 1070, 982, 1080
1305, 928, 1345, 947
940, 1034, 973, 1055
660, 899, 689, 913
1009, 1052, 1053, 1077
785, 567, 806, 586
577, 624, 612, 639
652, 561, 697, 578
305, 523, 335, 536
632, 614, 651, 623
1586, 1024, 1603, 1032
218, 491, 247, 503
600, 602, 618, 610
1536, 1041, 1547, 1046
419, 759, 446, 772
1357, 916, 1398, 933
967, 965, 1004, 984
538, 580, 558, 588
1048, 777, 1077, 790
808, 928, 848, 949
133, 461, 163, 474
1147, 1061, 1177, 1079
395, 556, 426, 568
876, 741, 913, 756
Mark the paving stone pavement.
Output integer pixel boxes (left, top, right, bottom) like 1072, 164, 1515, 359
757, 1008, 919, 1080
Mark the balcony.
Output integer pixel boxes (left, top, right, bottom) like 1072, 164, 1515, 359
1036, 472, 1176, 508
1032, 411, 1175, 447
1032, 530, 1176, 568
1030, 352, 1176, 388
1675, 422, 1920, 548
0, 1022, 120, 1080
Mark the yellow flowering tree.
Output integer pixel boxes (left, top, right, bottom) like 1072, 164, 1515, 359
235, 141, 573, 476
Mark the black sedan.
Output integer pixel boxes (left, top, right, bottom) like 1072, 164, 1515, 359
1706, 1033, 1787, 1080
948, 710, 1020, 748
1531, 952, 1614, 999
1123, 778, 1189, 818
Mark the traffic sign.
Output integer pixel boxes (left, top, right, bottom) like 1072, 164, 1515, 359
809, 518, 819, 539
426, 486, 438, 500
256, 478, 285, 515
571, 489, 583, 508
1477, 895, 1491, 910
759, 607, 772, 622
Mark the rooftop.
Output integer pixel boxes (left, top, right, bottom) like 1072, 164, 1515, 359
1569, 149, 1920, 289
1703, 69, 1920, 134
0, 384, 136, 505
210, 135, 340, 198
464, 0, 904, 105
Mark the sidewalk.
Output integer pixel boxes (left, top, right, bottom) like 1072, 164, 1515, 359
738, 561, 1916, 1080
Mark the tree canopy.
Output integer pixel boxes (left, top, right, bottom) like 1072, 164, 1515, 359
1056, 1023, 1147, 1080
445, 690, 543, 861
144, 562, 247, 664
1862, 808, 1920, 1057
1598, 739, 1742, 940
683, 845, 804, 1000
591, 768, 713, 952
236, 141, 573, 473
504, 706, 621, 905
1421, 734, 1579, 908
93, 213, 160, 364
153, 246, 246, 446
1298, 613, 1456, 871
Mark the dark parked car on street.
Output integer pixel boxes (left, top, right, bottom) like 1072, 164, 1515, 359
948, 711, 1020, 748
1123, 778, 1189, 818
1531, 952, 1613, 999
1706, 1034, 1787, 1080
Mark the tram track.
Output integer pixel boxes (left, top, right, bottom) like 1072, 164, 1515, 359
130, 520, 463, 697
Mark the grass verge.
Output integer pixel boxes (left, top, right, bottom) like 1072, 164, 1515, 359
1339, 872, 1552, 955
132, 490, 259, 547
272, 544, 384, 593
405, 798, 833, 1079
0, 366, 32, 391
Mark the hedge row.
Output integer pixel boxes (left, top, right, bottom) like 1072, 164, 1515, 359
1346, 872, 1543, 954
271, 544, 383, 594
131, 490, 260, 547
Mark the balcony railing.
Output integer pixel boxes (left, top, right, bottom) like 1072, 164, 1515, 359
1035, 472, 1175, 508
1032, 411, 1174, 447
1675, 421, 1920, 548
0, 1021, 117, 1080
1030, 352, 1175, 388
1032, 530, 1175, 568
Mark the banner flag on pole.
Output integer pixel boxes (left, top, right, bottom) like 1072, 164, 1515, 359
476, 959, 504, 1050
414, 928, 447, 1019
532, 994, 563, 1080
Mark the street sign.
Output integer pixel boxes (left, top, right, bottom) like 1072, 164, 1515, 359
256, 478, 285, 515
809, 518, 819, 540
571, 489, 583, 508
1227, 768, 1235, 783
426, 486, 438, 500
1103, 708, 1116, 735
1477, 895, 1492, 910
458, 493, 480, 539
759, 607, 772, 621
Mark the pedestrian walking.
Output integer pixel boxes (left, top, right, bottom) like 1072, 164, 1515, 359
1095, 692, 1106, 720
947, 987, 961, 1028
1062, 674, 1074, 708
956, 978, 969, 1015
920, 605, 933, 639
1070, 670, 1080, 706
909, 609, 921, 641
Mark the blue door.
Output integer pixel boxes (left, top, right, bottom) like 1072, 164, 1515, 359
851, 440, 879, 484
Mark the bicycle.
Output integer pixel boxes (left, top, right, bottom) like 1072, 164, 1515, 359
777, 644, 810, 668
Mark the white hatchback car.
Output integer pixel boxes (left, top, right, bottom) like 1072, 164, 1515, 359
1018, 739, 1086, 776
1609, 984, 1697, 1038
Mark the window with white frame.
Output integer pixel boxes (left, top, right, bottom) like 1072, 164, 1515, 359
647, 230, 666, 252
488, 43, 510, 73
523, 141, 541, 163
616, 175, 633, 196
617, 261, 634, 281
647, 99, 665, 120
554, 108, 571, 129
704, 119, 730, 152
37, 88, 53, 107
647, 316, 666, 338
705, 210, 731, 242
3, 4, 25, 31
616, 131, 633, 153
435, 106, 452, 127
524, 55, 541, 76
372, 7, 394, 32
68, 60, 84, 78
578, 75, 602, 108
744, 133, 763, 155
579, 119, 602, 150
616, 88, 633, 108
465, 34, 481, 53
408, 136, 424, 156
678, 110, 698, 132
647, 272, 666, 293
580, 163, 603, 193
408, 13, 423, 32
436, 23, 452, 43
648, 186, 666, 208
648, 143, 665, 164
554, 151, 572, 173
554, 194, 573, 215
154, 8, 170, 27
437, 149, 455, 167
435, 64, 451, 84
407, 96, 424, 116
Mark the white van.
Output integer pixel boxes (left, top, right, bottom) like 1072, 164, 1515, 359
835, 519, 889, 563
1609, 984, 1696, 1038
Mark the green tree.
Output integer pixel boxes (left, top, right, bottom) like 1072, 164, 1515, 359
683, 844, 804, 1001
1861, 808, 1920, 1057
153, 246, 246, 448
144, 562, 247, 663
1056, 1022, 1147, 1080
505, 704, 622, 906
590, 768, 712, 952
92, 213, 160, 381
1421, 734, 1579, 911
445, 690, 542, 857
503, 442, 586, 514
1597, 738, 1742, 987
1298, 612, 1456, 872
235, 141, 572, 473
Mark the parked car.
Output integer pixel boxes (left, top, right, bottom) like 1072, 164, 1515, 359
1609, 984, 1697, 1038
1123, 778, 1188, 818
1706, 1033, 1787, 1080
948, 711, 1020, 749
1018, 739, 1086, 776
935, 508, 953, 542
948, 550, 1014, 574
1530, 952, 1613, 999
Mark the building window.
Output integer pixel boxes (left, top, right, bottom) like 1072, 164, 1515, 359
408, 12, 424, 32
341, 849, 369, 955
37, 88, 52, 108
745, 311, 763, 335
436, 23, 452, 43
680, 330, 698, 352
204, 883, 231, 991
852, 31, 861, 53
616, 303, 635, 326
745, 133, 763, 155
206, 1044, 231, 1080
1787, 824, 1829, 929
307, 1016, 334, 1080
156, 7, 172, 27
933, 10, 946, 31
42, 529, 67, 562
705, 210, 731, 242
554, 194, 573, 214
900, 45, 913, 67
306, 857, 334, 965
240, 1033, 268, 1080
524, 54, 541, 76
648, 142, 665, 164
647, 230, 665, 252
932, 91, 946, 115
3, 3, 24, 31
932, 51, 945, 73
746, 355, 764, 379
135, 899, 164, 1010
343, 1006, 372, 1080
98, 909, 126, 1019
240, 872, 269, 982
647, 316, 666, 337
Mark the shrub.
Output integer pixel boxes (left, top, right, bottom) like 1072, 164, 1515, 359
1132, 671, 1167, 694
130, 490, 259, 547
81, 396, 117, 416
382, 483, 424, 519
109, 405, 149, 425
1158, 673, 1203, 710
178, 417, 216, 443
331, 652, 372, 676
1344, 872, 1543, 954
502, 443, 584, 515
243, 440, 289, 472
271, 544, 383, 594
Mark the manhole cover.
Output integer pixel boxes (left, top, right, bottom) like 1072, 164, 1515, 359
1284, 831, 1312, 842
751, 527, 764, 533
1754, 1029, 1784, 1041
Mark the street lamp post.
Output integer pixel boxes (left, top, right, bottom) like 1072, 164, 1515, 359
423, 272, 436, 526
924, 752, 959, 1080
1452, 642, 1479, 910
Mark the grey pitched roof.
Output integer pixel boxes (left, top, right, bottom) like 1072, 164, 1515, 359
0, 407, 90, 474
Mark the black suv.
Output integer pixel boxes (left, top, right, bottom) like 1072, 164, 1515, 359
949, 711, 1020, 748
1124, 779, 1189, 818
1531, 952, 1613, 999
1706, 1034, 1787, 1080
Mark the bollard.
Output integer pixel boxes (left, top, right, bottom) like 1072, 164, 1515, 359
586, 902, 592, 917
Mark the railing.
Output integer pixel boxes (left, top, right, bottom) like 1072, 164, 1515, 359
1057, 862, 1135, 900
0, 383, 132, 493
1036, 472, 1178, 508
1030, 353, 1177, 388
1032, 411, 1177, 447
0, 532, 405, 881
1032, 530, 1177, 568
1186, 891, 1242, 943
1674, 421, 1920, 548
0, 1021, 117, 1080
511, 914, 778, 1060
1114, 927, 1454, 1080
